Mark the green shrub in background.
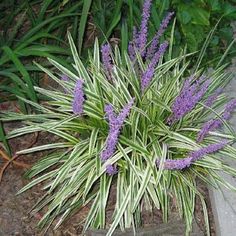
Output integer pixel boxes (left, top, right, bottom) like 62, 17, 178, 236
163, 0, 236, 64
88, 0, 236, 65
0, 0, 93, 112
0, 0, 86, 155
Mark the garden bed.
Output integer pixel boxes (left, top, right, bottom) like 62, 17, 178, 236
0, 119, 216, 235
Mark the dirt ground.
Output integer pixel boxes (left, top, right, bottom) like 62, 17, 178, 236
0, 129, 88, 236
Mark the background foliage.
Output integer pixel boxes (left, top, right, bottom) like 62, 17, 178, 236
85, 0, 236, 65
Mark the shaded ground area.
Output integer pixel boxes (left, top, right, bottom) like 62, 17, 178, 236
0, 128, 88, 236
0, 165, 88, 236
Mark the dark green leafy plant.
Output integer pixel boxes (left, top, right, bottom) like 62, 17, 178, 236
89, 0, 236, 65
0, 0, 93, 111
165, 0, 236, 64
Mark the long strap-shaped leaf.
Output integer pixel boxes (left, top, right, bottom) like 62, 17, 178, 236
131, 166, 152, 212
106, 186, 131, 236
68, 32, 93, 90
2, 46, 37, 103
78, 0, 92, 54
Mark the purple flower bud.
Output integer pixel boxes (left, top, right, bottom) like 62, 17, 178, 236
61, 75, 70, 93
156, 157, 192, 170
222, 98, 236, 120
189, 140, 228, 162
106, 164, 118, 175
101, 44, 113, 81
137, 0, 152, 57
101, 129, 120, 161
156, 140, 227, 170
128, 42, 136, 61
101, 98, 135, 161
197, 98, 236, 142
128, 27, 139, 61
72, 79, 85, 115
204, 88, 222, 108
197, 119, 222, 143
146, 12, 174, 60
61, 75, 69, 81
141, 41, 168, 92
168, 76, 210, 124
117, 98, 135, 125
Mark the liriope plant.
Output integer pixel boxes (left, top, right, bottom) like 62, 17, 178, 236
2, 1, 236, 235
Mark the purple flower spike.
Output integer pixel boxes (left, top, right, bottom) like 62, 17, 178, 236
204, 88, 222, 108
61, 75, 70, 93
106, 164, 118, 175
198, 98, 236, 142
72, 79, 85, 115
147, 12, 174, 60
189, 140, 228, 162
168, 75, 210, 124
141, 41, 168, 92
197, 119, 222, 143
222, 98, 236, 120
138, 0, 152, 56
157, 140, 227, 170
61, 75, 69, 81
104, 104, 116, 124
101, 129, 120, 161
101, 98, 135, 161
117, 98, 135, 125
101, 44, 113, 81
128, 27, 139, 61
128, 42, 136, 61
156, 157, 192, 170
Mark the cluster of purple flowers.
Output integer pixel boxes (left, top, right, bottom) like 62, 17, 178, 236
137, 0, 152, 57
72, 79, 85, 116
128, 0, 173, 60
146, 11, 174, 60
161, 74, 234, 170
127, 0, 173, 92
141, 41, 168, 92
101, 44, 113, 81
197, 98, 236, 142
168, 76, 210, 124
157, 140, 227, 170
106, 164, 118, 176
101, 98, 134, 174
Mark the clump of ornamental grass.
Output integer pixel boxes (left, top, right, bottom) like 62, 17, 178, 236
2, 1, 236, 235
